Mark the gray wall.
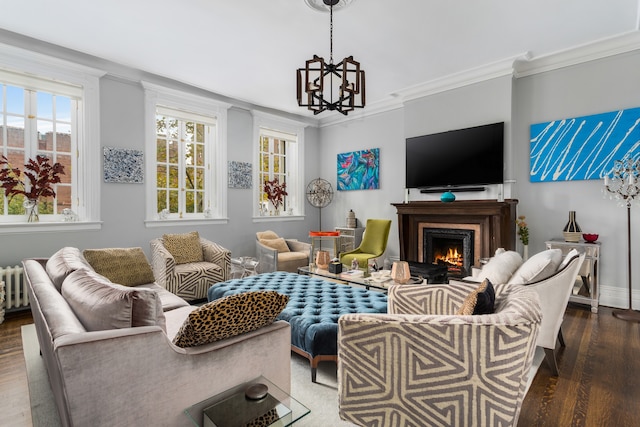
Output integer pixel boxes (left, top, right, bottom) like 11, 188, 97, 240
319, 53, 640, 309
0, 73, 320, 266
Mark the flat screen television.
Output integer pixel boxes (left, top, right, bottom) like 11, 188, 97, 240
405, 122, 504, 189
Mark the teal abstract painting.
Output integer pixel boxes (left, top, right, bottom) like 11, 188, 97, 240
337, 148, 379, 191
530, 107, 640, 182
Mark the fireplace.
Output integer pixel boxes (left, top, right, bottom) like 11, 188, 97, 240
393, 200, 518, 271
423, 227, 474, 278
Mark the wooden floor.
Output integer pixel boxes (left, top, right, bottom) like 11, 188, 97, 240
0, 304, 638, 426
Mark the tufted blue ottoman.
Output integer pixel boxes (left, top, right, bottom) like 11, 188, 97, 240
208, 271, 388, 382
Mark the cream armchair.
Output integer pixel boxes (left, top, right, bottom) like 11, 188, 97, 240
255, 230, 311, 273
150, 232, 231, 301
338, 282, 541, 427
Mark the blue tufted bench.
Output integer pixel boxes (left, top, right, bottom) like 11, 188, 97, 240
208, 271, 388, 382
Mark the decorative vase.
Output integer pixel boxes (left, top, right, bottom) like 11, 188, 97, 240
523, 244, 529, 261
440, 191, 456, 203
347, 209, 356, 228
315, 250, 330, 270
24, 199, 39, 223
391, 261, 411, 284
563, 210, 582, 242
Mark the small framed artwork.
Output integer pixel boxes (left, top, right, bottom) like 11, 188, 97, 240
228, 161, 252, 189
103, 147, 144, 183
337, 148, 380, 191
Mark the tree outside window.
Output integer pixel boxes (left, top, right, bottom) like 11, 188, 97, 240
156, 110, 211, 217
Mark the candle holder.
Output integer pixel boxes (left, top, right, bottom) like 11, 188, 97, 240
603, 157, 640, 322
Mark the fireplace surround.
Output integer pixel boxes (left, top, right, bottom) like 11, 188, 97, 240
392, 200, 518, 269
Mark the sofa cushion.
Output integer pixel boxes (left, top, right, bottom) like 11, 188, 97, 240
256, 230, 279, 240
46, 247, 92, 292
162, 231, 203, 264
62, 269, 166, 332
508, 249, 563, 285
259, 237, 290, 253
457, 279, 495, 315
83, 247, 155, 287
477, 249, 522, 284
172, 291, 289, 347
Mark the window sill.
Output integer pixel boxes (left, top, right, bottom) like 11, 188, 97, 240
0, 221, 102, 235
252, 215, 304, 223
145, 218, 229, 228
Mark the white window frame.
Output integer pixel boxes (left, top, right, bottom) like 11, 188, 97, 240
0, 43, 104, 234
142, 81, 230, 226
253, 111, 306, 222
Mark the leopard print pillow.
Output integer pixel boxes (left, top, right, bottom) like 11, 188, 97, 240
172, 291, 289, 347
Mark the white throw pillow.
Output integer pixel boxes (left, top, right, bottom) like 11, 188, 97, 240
559, 248, 580, 270
477, 250, 523, 284
508, 248, 563, 285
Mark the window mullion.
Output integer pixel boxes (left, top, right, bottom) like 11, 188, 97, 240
25, 90, 37, 158
178, 121, 186, 217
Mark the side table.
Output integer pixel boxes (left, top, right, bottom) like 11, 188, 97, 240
545, 240, 600, 313
185, 376, 309, 427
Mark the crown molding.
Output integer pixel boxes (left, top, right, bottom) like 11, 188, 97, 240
513, 30, 640, 78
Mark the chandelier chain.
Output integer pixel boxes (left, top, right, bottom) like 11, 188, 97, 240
329, 2, 334, 65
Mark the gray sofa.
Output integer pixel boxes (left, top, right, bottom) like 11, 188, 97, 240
23, 247, 291, 427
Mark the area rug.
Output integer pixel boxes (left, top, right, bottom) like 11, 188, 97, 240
22, 324, 542, 427
21, 324, 353, 427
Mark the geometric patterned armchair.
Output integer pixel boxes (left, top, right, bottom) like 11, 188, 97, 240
338, 282, 541, 427
150, 232, 231, 301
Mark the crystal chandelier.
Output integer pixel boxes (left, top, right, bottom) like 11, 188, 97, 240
297, 0, 365, 115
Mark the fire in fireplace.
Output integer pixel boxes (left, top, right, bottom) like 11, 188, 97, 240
423, 228, 474, 278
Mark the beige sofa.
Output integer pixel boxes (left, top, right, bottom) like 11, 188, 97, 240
23, 247, 291, 427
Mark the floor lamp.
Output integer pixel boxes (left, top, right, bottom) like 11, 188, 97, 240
604, 158, 640, 322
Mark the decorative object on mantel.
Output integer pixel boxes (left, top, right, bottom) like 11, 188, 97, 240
347, 209, 356, 228
562, 210, 582, 242
297, 0, 365, 115
440, 191, 456, 203
604, 157, 640, 322
582, 233, 599, 243
0, 154, 65, 222
306, 178, 333, 229
391, 261, 411, 284
516, 215, 529, 260
263, 177, 288, 215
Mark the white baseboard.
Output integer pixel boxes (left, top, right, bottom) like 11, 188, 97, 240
597, 284, 640, 310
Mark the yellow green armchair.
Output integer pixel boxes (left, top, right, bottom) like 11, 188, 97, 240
340, 219, 391, 269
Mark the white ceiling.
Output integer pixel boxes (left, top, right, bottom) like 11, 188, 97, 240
1, 0, 639, 120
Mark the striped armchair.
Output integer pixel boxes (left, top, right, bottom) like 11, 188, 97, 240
338, 282, 541, 427
150, 237, 230, 301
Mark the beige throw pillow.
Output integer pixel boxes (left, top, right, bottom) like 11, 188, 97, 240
162, 231, 204, 264
256, 230, 279, 240
259, 237, 290, 253
83, 247, 155, 287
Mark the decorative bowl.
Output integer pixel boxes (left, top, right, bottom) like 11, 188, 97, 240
563, 231, 582, 243
582, 233, 599, 243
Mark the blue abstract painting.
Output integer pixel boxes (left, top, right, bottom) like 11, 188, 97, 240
337, 148, 379, 191
530, 107, 640, 182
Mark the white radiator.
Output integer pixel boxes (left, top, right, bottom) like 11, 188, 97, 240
0, 265, 28, 310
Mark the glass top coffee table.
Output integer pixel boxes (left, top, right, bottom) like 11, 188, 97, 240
297, 266, 414, 291
185, 376, 309, 427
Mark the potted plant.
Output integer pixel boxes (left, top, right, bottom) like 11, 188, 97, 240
0, 155, 65, 222
263, 177, 287, 214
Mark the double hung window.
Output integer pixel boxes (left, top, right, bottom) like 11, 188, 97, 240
144, 82, 229, 223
